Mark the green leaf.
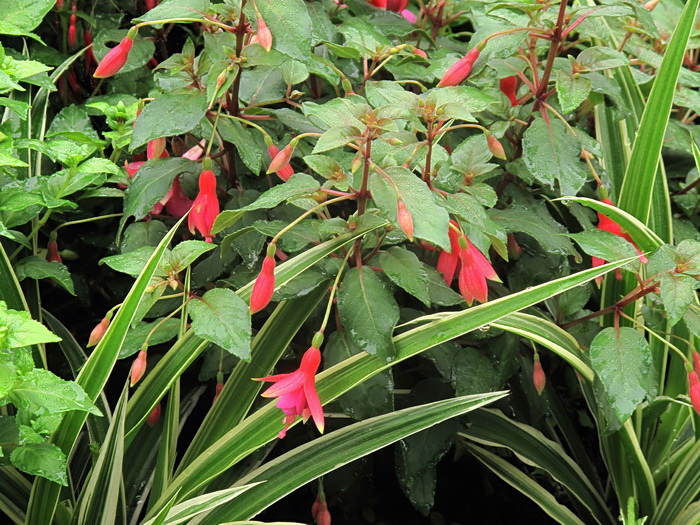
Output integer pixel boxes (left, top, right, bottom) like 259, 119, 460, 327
254, 0, 312, 61
311, 126, 360, 153
0, 0, 54, 37
9, 369, 100, 417
14, 256, 75, 295
134, 0, 211, 27
489, 205, 577, 256
369, 166, 451, 251
569, 229, 638, 266
659, 273, 698, 327
576, 47, 629, 71
556, 70, 591, 114
652, 440, 700, 525
0, 301, 60, 348
100, 247, 163, 277
378, 247, 431, 306
589, 327, 654, 425
217, 119, 262, 174
10, 443, 67, 486
120, 318, 182, 359
131, 92, 209, 149
240, 173, 320, 212
337, 267, 399, 361
189, 288, 251, 359
522, 118, 586, 195
167, 241, 217, 273
193, 392, 508, 523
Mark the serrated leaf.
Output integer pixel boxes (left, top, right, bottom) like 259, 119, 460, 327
0, 301, 61, 348
10, 443, 67, 485
590, 327, 654, 425
10, 368, 100, 416
167, 241, 217, 273
379, 247, 430, 306
0, 0, 54, 37
569, 229, 638, 266
100, 247, 164, 277
217, 118, 262, 174
14, 256, 75, 295
134, 0, 210, 27
556, 70, 591, 114
522, 118, 586, 195
337, 267, 399, 360
254, 0, 312, 60
659, 273, 698, 327
189, 288, 251, 359
312, 126, 360, 153
241, 173, 320, 211
489, 205, 577, 256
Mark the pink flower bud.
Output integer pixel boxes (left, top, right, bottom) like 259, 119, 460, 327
124, 160, 146, 178
400, 8, 416, 23
397, 199, 413, 241
250, 254, 276, 313
88, 317, 110, 347
94, 35, 134, 78
486, 133, 506, 160
146, 403, 161, 427
689, 371, 700, 415
256, 17, 273, 52
267, 143, 295, 174
130, 350, 148, 387
47, 240, 62, 263
507, 233, 521, 261
147, 137, 167, 159
266, 144, 294, 181
437, 47, 480, 87
68, 14, 77, 47
533, 358, 546, 395
693, 351, 700, 379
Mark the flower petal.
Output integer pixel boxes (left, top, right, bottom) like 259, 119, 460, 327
304, 378, 325, 434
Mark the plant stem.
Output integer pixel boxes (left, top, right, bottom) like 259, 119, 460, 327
533, 0, 569, 111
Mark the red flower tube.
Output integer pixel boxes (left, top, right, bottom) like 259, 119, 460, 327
94, 34, 134, 78
437, 46, 481, 88
250, 246, 277, 314
188, 169, 220, 242
499, 75, 519, 106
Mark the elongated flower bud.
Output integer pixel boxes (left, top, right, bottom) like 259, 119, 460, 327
88, 317, 110, 347
146, 403, 161, 427
397, 199, 413, 241
437, 47, 480, 88
47, 239, 62, 263
250, 248, 277, 313
486, 133, 506, 160
213, 382, 224, 405
693, 351, 700, 379
256, 17, 273, 52
130, 350, 148, 387
68, 13, 77, 47
499, 75, 519, 106
265, 143, 295, 181
533, 356, 546, 395
94, 34, 134, 78
689, 371, 700, 415
267, 142, 295, 174
147, 137, 167, 159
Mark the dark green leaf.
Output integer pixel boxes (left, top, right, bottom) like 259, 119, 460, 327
14, 256, 75, 295
659, 273, 698, 327
379, 247, 430, 306
189, 288, 251, 359
131, 92, 209, 149
556, 70, 591, 114
241, 173, 320, 211
10, 443, 67, 485
254, 0, 313, 60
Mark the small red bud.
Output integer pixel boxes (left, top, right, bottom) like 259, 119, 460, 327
88, 317, 110, 347
533, 358, 546, 395
396, 199, 414, 241
644, 0, 659, 10
507, 233, 522, 261
145, 0, 158, 11
689, 371, 700, 415
250, 253, 276, 313
486, 133, 506, 160
437, 47, 480, 87
412, 47, 427, 59
68, 13, 77, 47
47, 240, 62, 263
267, 143, 295, 174
693, 351, 700, 379
316, 501, 331, 525
94, 35, 134, 78
213, 382, 224, 405
266, 144, 295, 181
256, 17, 273, 52
146, 403, 161, 427
147, 137, 167, 159
499, 75, 519, 106
130, 350, 148, 387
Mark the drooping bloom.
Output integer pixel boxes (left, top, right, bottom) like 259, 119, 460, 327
94, 34, 134, 78
267, 142, 295, 175
188, 169, 220, 242
500, 76, 519, 106
267, 143, 295, 181
688, 371, 700, 416
130, 350, 148, 386
162, 177, 194, 218
437, 220, 500, 305
147, 137, 167, 159
46, 240, 62, 263
250, 247, 277, 313
486, 133, 506, 160
124, 160, 146, 178
256, 345, 325, 439
212, 381, 224, 405
83, 29, 97, 71
533, 356, 546, 395
68, 13, 77, 47
437, 47, 480, 88
592, 198, 648, 282
88, 317, 110, 347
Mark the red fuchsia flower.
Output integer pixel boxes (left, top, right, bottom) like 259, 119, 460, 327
182, 141, 205, 161
124, 160, 146, 178
188, 169, 220, 242
145, 0, 159, 11
250, 244, 277, 314
592, 198, 648, 282
161, 177, 193, 218
267, 142, 295, 175
533, 356, 546, 395
437, 46, 481, 88
437, 220, 500, 305
266, 142, 295, 181
88, 317, 110, 347
130, 350, 148, 386
369, 0, 408, 11
256, 345, 325, 439
688, 371, 700, 415
46, 239, 62, 263
397, 198, 414, 241
146, 403, 161, 427
94, 34, 134, 78
500, 76, 519, 106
